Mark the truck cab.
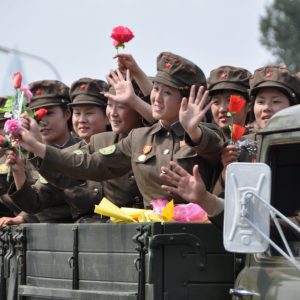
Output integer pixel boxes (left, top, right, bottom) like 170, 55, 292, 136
224, 104, 300, 299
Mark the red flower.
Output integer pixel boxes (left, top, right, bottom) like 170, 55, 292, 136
0, 135, 6, 146
229, 95, 246, 114
0, 135, 10, 148
34, 108, 48, 121
111, 26, 134, 49
12, 72, 22, 89
231, 124, 246, 142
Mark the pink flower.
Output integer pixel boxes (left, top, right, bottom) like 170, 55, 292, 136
151, 199, 169, 215
173, 203, 207, 222
12, 72, 22, 89
21, 85, 33, 102
4, 119, 21, 135
111, 26, 134, 49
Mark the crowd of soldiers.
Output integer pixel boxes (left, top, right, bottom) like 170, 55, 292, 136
0, 52, 299, 230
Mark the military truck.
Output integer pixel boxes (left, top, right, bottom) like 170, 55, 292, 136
0, 105, 300, 300
224, 104, 300, 299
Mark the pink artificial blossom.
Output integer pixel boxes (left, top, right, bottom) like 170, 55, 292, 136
21, 85, 33, 102
173, 203, 207, 222
12, 72, 22, 89
151, 199, 169, 215
4, 119, 22, 135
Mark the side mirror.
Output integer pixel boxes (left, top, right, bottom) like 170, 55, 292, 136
224, 163, 271, 253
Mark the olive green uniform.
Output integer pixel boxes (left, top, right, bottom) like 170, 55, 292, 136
38, 121, 222, 208
8, 136, 79, 223
38, 132, 143, 209
0, 154, 40, 219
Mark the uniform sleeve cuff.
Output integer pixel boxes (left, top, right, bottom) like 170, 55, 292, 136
207, 196, 224, 217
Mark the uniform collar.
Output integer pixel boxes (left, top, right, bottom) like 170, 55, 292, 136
149, 121, 185, 137
52, 135, 80, 149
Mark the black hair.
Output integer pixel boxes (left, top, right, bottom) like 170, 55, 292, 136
60, 103, 73, 131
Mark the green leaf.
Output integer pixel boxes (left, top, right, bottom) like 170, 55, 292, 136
0, 96, 14, 113
26, 108, 35, 118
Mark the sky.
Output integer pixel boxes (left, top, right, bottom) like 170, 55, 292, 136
0, 0, 274, 96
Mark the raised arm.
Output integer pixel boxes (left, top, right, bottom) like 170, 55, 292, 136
105, 69, 154, 123
179, 85, 211, 143
115, 53, 153, 96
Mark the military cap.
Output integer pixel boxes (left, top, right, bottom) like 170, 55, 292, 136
69, 78, 108, 107
0, 97, 12, 121
208, 66, 251, 98
152, 52, 207, 90
250, 66, 300, 104
29, 80, 70, 110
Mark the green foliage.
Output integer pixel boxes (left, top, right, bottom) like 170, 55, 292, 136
0, 96, 13, 113
260, 0, 300, 72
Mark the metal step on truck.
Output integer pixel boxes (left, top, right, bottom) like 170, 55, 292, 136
1, 104, 300, 300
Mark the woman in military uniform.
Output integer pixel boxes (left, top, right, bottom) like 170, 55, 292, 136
0, 96, 21, 217
7, 76, 147, 221
250, 65, 300, 130
5, 79, 111, 223
16, 52, 223, 209
0, 80, 78, 227
206, 66, 253, 196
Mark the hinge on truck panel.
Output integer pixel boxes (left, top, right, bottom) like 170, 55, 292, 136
149, 233, 206, 270
3, 227, 14, 279
68, 226, 79, 290
14, 226, 26, 288
0, 227, 8, 300
133, 224, 151, 300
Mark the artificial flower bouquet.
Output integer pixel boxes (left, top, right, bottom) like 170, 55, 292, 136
94, 197, 209, 223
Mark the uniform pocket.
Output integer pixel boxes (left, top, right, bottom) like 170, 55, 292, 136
173, 146, 198, 160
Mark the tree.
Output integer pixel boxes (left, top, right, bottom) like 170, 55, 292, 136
260, 0, 300, 72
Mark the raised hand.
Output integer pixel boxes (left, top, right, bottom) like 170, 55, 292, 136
105, 69, 137, 106
11, 126, 46, 158
21, 114, 43, 143
160, 161, 206, 204
221, 144, 239, 169
160, 161, 221, 215
114, 54, 140, 75
5, 149, 24, 174
114, 53, 152, 97
179, 85, 211, 135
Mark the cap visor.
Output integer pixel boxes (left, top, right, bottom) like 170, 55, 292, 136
150, 75, 179, 89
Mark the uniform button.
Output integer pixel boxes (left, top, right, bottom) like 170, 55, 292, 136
129, 175, 134, 181
163, 149, 170, 155
166, 131, 170, 136
94, 188, 99, 193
